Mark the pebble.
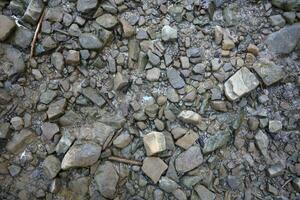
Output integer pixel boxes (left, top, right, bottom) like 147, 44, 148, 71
268, 120, 282, 133
255, 130, 269, 158
142, 157, 168, 183
96, 14, 118, 29
178, 110, 201, 125
175, 131, 199, 150
43, 155, 61, 179
143, 131, 166, 156
11, 117, 24, 131
175, 146, 203, 173
167, 68, 186, 89
0, 15, 16, 41
161, 25, 178, 42
113, 132, 132, 148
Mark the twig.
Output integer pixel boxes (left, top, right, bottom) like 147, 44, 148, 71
108, 156, 142, 166
282, 178, 292, 188
30, 8, 46, 59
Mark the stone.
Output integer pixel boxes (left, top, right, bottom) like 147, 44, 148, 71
283, 12, 296, 24
79, 33, 103, 50
167, 68, 185, 89
55, 130, 75, 155
166, 87, 180, 103
32, 69, 43, 80
0, 15, 16, 41
11, 27, 33, 49
187, 47, 202, 58
161, 25, 178, 41
171, 127, 187, 139
8, 165, 21, 177
193, 63, 206, 74
96, 14, 118, 29
114, 72, 129, 91
45, 7, 63, 22
175, 146, 203, 173
222, 39, 235, 50
267, 163, 284, 177
265, 23, 300, 54
175, 131, 199, 150
269, 15, 286, 27
247, 44, 259, 56
61, 141, 101, 170
203, 130, 231, 154
146, 68, 161, 81
6, 129, 36, 153
120, 19, 134, 37
113, 132, 132, 148
142, 157, 168, 183
0, 123, 10, 139
65, 50, 80, 65
22, 0, 44, 24
195, 184, 216, 200
158, 176, 179, 193
143, 131, 166, 156
11, 117, 24, 131
268, 120, 282, 133
214, 25, 223, 45
211, 101, 227, 112
211, 58, 223, 71
255, 130, 269, 158
172, 189, 187, 200
69, 177, 89, 197
39, 90, 57, 104
224, 67, 259, 101
95, 161, 119, 199
41, 122, 59, 140
77, 0, 98, 13
41, 36, 57, 51
253, 60, 284, 86
180, 57, 190, 69
3, 46, 26, 77
271, 0, 300, 11
248, 117, 259, 131
178, 110, 201, 125
47, 99, 67, 120
59, 110, 81, 127
148, 51, 160, 66
0, 89, 12, 104
292, 178, 300, 192
80, 87, 106, 107
43, 155, 61, 179
51, 52, 64, 71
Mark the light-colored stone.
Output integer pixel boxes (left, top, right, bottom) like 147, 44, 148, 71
143, 131, 166, 156
6, 129, 36, 153
0, 15, 16, 41
255, 130, 269, 158
175, 131, 199, 150
268, 120, 282, 133
43, 155, 61, 179
194, 184, 216, 200
178, 110, 201, 125
161, 25, 178, 41
142, 157, 168, 183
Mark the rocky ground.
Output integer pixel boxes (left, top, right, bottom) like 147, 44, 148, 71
0, 0, 299, 199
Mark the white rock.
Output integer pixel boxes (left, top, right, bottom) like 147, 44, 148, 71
178, 110, 201, 125
143, 131, 166, 156
161, 25, 177, 42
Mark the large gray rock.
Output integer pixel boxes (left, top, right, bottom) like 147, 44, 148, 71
224, 67, 259, 101
0, 15, 16, 41
61, 141, 101, 170
79, 33, 103, 50
272, 0, 300, 11
253, 60, 284, 86
175, 146, 203, 173
265, 23, 300, 54
22, 0, 44, 24
203, 130, 231, 154
77, 0, 98, 13
167, 68, 185, 89
95, 161, 119, 199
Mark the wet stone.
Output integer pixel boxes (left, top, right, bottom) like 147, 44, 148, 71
175, 146, 203, 173
43, 155, 61, 179
142, 157, 168, 183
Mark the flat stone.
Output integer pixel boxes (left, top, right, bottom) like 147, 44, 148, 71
255, 130, 269, 158
80, 87, 106, 107
268, 120, 282, 133
8, 165, 21, 177
3, 45, 26, 77
292, 178, 300, 192
167, 68, 185, 89
171, 127, 187, 139
0, 123, 10, 139
224, 67, 259, 101
120, 19, 135, 37
77, 0, 98, 13
222, 39, 235, 50
6, 129, 36, 153
61, 141, 101, 170
114, 72, 129, 91
146, 68, 161, 81
11, 26, 33, 49
159, 176, 179, 193
55, 130, 75, 155
175, 146, 203, 173
47, 99, 67, 120
253, 60, 284, 86
41, 122, 59, 140
79, 33, 103, 50
142, 157, 168, 183
43, 155, 61, 179
39, 90, 57, 104
143, 131, 166, 156
178, 110, 201, 125
148, 51, 160, 66
11, 117, 24, 131
59, 110, 82, 127
203, 130, 231, 154
166, 87, 180, 103
95, 161, 119, 199
269, 15, 286, 27
161, 25, 178, 42
113, 132, 132, 148
96, 14, 118, 29
0, 15, 16, 41
51, 52, 64, 72
267, 163, 284, 177
195, 184, 216, 200
175, 131, 199, 150
22, 0, 44, 24
65, 50, 80, 65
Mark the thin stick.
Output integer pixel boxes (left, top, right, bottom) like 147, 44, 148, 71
282, 178, 292, 188
30, 8, 45, 59
108, 156, 142, 166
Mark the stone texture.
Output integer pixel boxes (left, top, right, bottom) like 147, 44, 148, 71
143, 131, 166, 156
22, 0, 44, 24
253, 60, 284, 86
178, 110, 201, 125
43, 155, 61, 179
195, 184, 216, 200
167, 68, 185, 89
96, 14, 118, 29
77, 0, 98, 13
6, 129, 36, 153
41, 122, 59, 140
203, 130, 231, 154
47, 99, 67, 120
161, 25, 178, 41
80, 87, 106, 107
113, 132, 132, 148
142, 157, 168, 183
79, 33, 103, 50
0, 15, 16, 41
175, 131, 199, 150
175, 146, 203, 173
255, 130, 269, 158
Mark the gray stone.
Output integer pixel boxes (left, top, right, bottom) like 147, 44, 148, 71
3, 45, 26, 77
161, 25, 177, 42
167, 68, 185, 89
65, 50, 80, 65
253, 60, 284, 86
178, 110, 201, 125
187, 47, 202, 58
61, 141, 101, 169
255, 130, 269, 158
270, 15, 286, 27
96, 14, 118, 29
0, 15, 16, 41
166, 87, 180, 103
114, 72, 129, 91
203, 130, 231, 154
267, 163, 285, 177
113, 132, 132, 148
142, 157, 168, 183
193, 63, 206, 74
265, 23, 300, 54
292, 177, 300, 192
47, 99, 67, 120
95, 161, 119, 199
8, 165, 21, 177
51, 52, 64, 71
43, 155, 61, 179
80, 87, 106, 107
283, 12, 296, 24
175, 146, 203, 173
175, 131, 199, 150
0, 123, 10, 139
6, 129, 36, 153
143, 131, 166, 156
77, 0, 98, 13
79, 33, 103, 50
45, 7, 63, 22
11, 27, 33, 49
172, 189, 187, 200
159, 176, 179, 193
0, 89, 11, 104
41, 122, 59, 140
224, 67, 259, 101
40, 90, 57, 104
194, 184, 216, 200
11, 117, 24, 131
59, 110, 81, 127
146, 68, 161, 81
22, 0, 44, 24
41, 36, 57, 51
55, 130, 75, 155
271, 0, 300, 11
268, 120, 282, 133
69, 177, 89, 197
148, 51, 160, 66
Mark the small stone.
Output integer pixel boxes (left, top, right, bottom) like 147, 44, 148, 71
114, 72, 129, 91
161, 25, 178, 41
268, 120, 282, 133
167, 68, 185, 89
51, 52, 64, 72
180, 57, 190, 69
178, 110, 201, 125
247, 44, 259, 56
61, 141, 101, 170
171, 127, 187, 139
0, 15, 16, 41
65, 50, 80, 65
222, 39, 235, 50
80, 87, 106, 107
255, 130, 269, 158
269, 15, 286, 27
248, 117, 259, 131
211, 101, 227, 112
148, 51, 160, 66
267, 163, 284, 177
0, 123, 10, 139
253, 60, 284, 86
0, 89, 12, 104
214, 25, 223, 45
47, 99, 67, 120
11, 117, 24, 131
166, 87, 180, 103
175, 131, 199, 150
11, 27, 33, 49
172, 189, 187, 200
203, 130, 231, 154
187, 47, 202, 58
146, 68, 161, 81
22, 0, 44, 24
175, 146, 203, 173
43, 155, 61, 179
120, 19, 134, 37
40, 90, 57, 104
283, 12, 296, 24
154, 119, 165, 131
142, 157, 168, 183
41, 122, 59, 140
77, 0, 98, 13
267, 183, 278, 195
55, 130, 75, 155
193, 63, 206, 74
194, 184, 216, 200
32, 69, 43, 80
79, 33, 103, 50
6, 129, 36, 153
8, 165, 21, 177
224, 67, 259, 101
211, 58, 223, 71
292, 178, 300, 192
96, 14, 118, 29
159, 176, 179, 192
145, 104, 159, 118
143, 131, 166, 156
113, 132, 132, 148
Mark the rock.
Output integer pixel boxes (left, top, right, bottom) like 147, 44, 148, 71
247, 44, 259, 55
59, 110, 81, 127
203, 130, 231, 154
79, 33, 103, 50
248, 117, 259, 131
69, 177, 89, 197
96, 14, 118, 29
265, 23, 300, 54
211, 58, 223, 71
292, 178, 300, 192
271, 0, 300, 11
193, 63, 206, 74
267, 163, 284, 177
80, 87, 106, 107
143, 131, 166, 156
0, 15, 16, 41
211, 101, 227, 112
194, 184, 216, 200
158, 176, 179, 192
114, 72, 129, 91
47, 99, 67, 120
175, 131, 199, 150
6, 129, 36, 153
166, 87, 180, 103
268, 120, 282, 133
43, 155, 61, 179
255, 130, 269, 158
180, 56, 190, 69
172, 189, 187, 200
142, 157, 168, 183
0, 89, 12, 104
11, 117, 24, 131
283, 12, 296, 24
167, 68, 185, 89
187, 47, 202, 58
95, 161, 119, 199
270, 15, 286, 27
8, 165, 21, 177
41, 122, 59, 140
11, 26, 33, 49
214, 25, 223, 45
253, 60, 284, 86
171, 127, 187, 140
3, 46, 26, 77
113, 132, 132, 148
51, 52, 64, 72
178, 110, 201, 125
148, 51, 160, 66
146, 68, 161, 81
32, 69, 43, 80
65, 50, 80, 65
55, 130, 75, 155
161, 25, 178, 41
45, 8, 63, 22
175, 146, 203, 173
0, 123, 10, 139
39, 90, 57, 104
77, 0, 98, 13
22, 0, 44, 24
224, 67, 259, 101
222, 39, 235, 50
120, 19, 134, 37
61, 141, 101, 170
41, 36, 57, 52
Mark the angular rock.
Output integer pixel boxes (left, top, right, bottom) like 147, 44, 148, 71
203, 130, 231, 154
6, 129, 36, 153
96, 14, 118, 29
292, 178, 300, 192
175, 131, 199, 150
80, 87, 106, 107
146, 68, 161, 81
47, 99, 67, 120
22, 0, 44, 24
161, 25, 178, 42
175, 146, 203, 173
255, 130, 269, 158
0, 15, 16, 41
268, 120, 282, 133
114, 72, 129, 91
142, 157, 168, 183
39, 90, 57, 104
95, 161, 119, 199
61, 141, 101, 170
148, 51, 160, 66
79, 33, 103, 50
113, 132, 132, 148
77, 0, 98, 13
253, 60, 284, 86
43, 155, 61, 179
194, 184, 216, 200
0, 89, 11, 104
267, 163, 284, 177
59, 110, 81, 127
41, 122, 59, 140
269, 15, 286, 27
65, 50, 80, 65
51, 52, 64, 72
12, 27, 33, 50
3, 45, 26, 77
178, 110, 201, 125
143, 131, 166, 156
11, 117, 24, 131
120, 19, 134, 37
224, 67, 259, 101
55, 130, 75, 155
271, 0, 300, 11
159, 176, 179, 193
167, 68, 185, 89
0, 123, 10, 139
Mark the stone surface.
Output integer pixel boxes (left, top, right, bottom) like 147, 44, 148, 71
178, 110, 201, 125
146, 68, 161, 81
80, 87, 106, 107
161, 25, 178, 41
142, 157, 168, 183
195, 184, 216, 200
43, 155, 61, 179
22, 0, 44, 24
6, 129, 36, 153
158, 176, 179, 192
267, 163, 284, 177
47, 99, 67, 120
96, 14, 118, 29
175, 146, 203, 173
203, 130, 231, 154
11, 117, 24, 131
77, 0, 98, 13
0, 15, 16, 41
143, 131, 166, 156
79, 33, 103, 50
268, 120, 282, 133
255, 130, 269, 158
224, 67, 259, 101
0, 123, 10, 139
167, 68, 185, 89
114, 72, 129, 91
175, 131, 199, 150
41, 122, 59, 140
113, 132, 132, 148
51, 52, 64, 72
253, 60, 284, 86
